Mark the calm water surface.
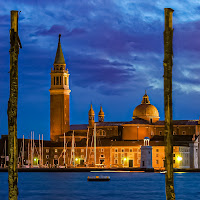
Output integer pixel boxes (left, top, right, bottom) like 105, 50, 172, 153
0, 172, 200, 200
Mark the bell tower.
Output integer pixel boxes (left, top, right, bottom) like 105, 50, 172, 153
98, 106, 104, 122
50, 34, 71, 141
88, 104, 95, 127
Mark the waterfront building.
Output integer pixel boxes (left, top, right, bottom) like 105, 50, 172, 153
0, 35, 200, 170
48, 35, 199, 169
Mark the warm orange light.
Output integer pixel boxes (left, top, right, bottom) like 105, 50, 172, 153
177, 156, 182, 161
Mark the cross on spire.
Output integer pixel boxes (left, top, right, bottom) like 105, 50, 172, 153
59, 34, 61, 43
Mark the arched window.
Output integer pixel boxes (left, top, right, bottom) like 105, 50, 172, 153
97, 129, 106, 136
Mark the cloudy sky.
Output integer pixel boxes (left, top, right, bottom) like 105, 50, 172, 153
1, 0, 200, 140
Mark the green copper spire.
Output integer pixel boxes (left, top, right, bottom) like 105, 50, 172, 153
54, 34, 65, 64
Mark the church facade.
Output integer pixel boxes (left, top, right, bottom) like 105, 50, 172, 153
48, 35, 200, 169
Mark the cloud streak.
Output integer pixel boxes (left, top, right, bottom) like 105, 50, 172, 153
1, 0, 200, 139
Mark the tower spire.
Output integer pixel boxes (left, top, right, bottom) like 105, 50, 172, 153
54, 34, 65, 65
88, 104, 95, 127
98, 105, 105, 122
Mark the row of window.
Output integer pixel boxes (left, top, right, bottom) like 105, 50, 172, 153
158, 131, 186, 135
90, 149, 104, 152
114, 159, 140, 165
46, 148, 105, 153
53, 77, 68, 86
114, 148, 138, 153
46, 148, 142, 154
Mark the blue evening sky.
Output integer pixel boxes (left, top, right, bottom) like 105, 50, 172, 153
1, 0, 200, 140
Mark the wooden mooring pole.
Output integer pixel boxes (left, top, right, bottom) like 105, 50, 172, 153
8, 10, 22, 200
163, 8, 175, 200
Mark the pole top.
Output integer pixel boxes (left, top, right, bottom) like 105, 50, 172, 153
164, 8, 174, 12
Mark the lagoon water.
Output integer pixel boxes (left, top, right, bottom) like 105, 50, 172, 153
0, 172, 200, 200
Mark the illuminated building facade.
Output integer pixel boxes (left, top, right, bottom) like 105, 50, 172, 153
47, 35, 200, 169
1, 36, 199, 169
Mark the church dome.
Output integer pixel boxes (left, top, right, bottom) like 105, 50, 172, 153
132, 91, 159, 123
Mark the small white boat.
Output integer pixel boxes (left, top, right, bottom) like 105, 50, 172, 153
87, 176, 110, 181
160, 171, 167, 174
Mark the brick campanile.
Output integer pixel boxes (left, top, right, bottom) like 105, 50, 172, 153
50, 34, 71, 141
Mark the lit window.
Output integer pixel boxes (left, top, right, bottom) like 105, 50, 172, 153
121, 154, 124, 158
114, 159, 118, 164
156, 160, 159, 164
81, 155, 84, 159
156, 154, 158, 157
156, 149, 159, 152
114, 154, 118, 158
121, 160, 124, 164
81, 149, 84, 152
46, 149, 49, 153
173, 131, 176, 135
55, 149, 57, 153
101, 148, 104, 152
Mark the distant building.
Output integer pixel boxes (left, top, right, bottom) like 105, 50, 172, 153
1, 35, 200, 169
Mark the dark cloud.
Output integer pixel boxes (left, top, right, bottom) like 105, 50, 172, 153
36, 25, 86, 37
1, 0, 200, 139
69, 56, 136, 95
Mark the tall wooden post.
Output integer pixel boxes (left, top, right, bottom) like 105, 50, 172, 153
163, 8, 175, 200
8, 10, 22, 200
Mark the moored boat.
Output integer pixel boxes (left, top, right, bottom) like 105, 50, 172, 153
87, 176, 110, 181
